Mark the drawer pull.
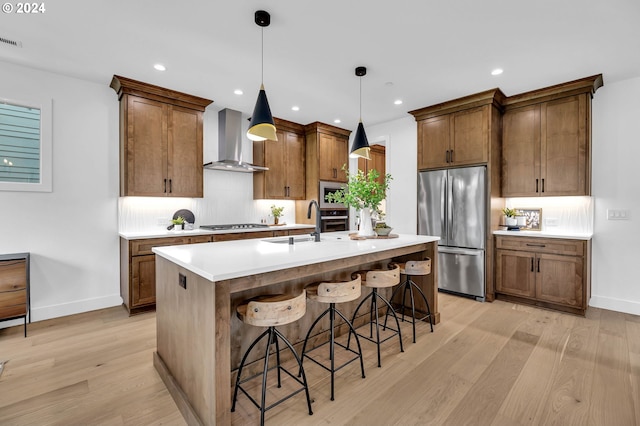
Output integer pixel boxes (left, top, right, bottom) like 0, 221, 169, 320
526, 243, 546, 247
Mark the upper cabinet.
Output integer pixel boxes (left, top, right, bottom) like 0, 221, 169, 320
253, 118, 306, 200
358, 144, 386, 184
410, 89, 505, 170
110, 75, 213, 197
501, 75, 603, 197
308, 122, 350, 182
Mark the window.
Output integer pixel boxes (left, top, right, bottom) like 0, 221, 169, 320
0, 97, 52, 192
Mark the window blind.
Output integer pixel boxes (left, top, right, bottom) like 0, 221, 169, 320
0, 103, 41, 183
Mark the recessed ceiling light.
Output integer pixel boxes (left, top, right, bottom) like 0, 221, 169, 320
291, 106, 300, 111
394, 99, 403, 105
234, 89, 243, 95
491, 68, 503, 76
153, 64, 166, 71
334, 119, 341, 124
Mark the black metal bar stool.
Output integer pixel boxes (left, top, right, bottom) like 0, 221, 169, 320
231, 291, 313, 425
385, 259, 434, 343
299, 275, 365, 401
349, 264, 403, 367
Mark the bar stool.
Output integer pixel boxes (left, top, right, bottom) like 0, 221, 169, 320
231, 291, 313, 425
386, 259, 433, 343
349, 264, 403, 368
299, 275, 365, 401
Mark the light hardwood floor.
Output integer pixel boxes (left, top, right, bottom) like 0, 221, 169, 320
1, 293, 638, 425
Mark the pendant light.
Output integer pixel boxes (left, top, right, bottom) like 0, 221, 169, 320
349, 66, 371, 160
247, 10, 277, 142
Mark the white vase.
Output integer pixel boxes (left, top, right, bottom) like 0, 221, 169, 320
506, 217, 517, 226
358, 208, 375, 237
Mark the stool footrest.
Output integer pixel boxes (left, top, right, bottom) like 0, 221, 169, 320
302, 340, 363, 374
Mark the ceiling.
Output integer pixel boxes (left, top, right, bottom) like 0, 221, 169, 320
2, 0, 639, 132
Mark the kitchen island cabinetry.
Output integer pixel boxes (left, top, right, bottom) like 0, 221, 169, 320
253, 118, 305, 200
110, 75, 213, 198
410, 89, 504, 170
501, 75, 603, 197
152, 233, 439, 425
495, 235, 590, 315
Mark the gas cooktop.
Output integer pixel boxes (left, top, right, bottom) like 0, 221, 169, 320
199, 223, 270, 231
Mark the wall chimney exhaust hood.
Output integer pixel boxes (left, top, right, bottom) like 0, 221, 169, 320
203, 108, 268, 173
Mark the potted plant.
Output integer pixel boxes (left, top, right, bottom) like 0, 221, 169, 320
270, 205, 284, 225
502, 207, 517, 227
325, 167, 392, 237
171, 216, 185, 230
374, 221, 393, 237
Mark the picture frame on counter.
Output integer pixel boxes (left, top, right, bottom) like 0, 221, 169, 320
516, 208, 542, 231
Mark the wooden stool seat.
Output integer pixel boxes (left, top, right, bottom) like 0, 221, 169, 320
237, 292, 307, 327
349, 265, 404, 368
232, 291, 313, 425
387, 259, 434, 343
301, 276, 365, 401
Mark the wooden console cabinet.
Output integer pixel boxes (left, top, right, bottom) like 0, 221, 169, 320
0, 253, 30, 336
495, 235, 591, 315
110, 75, 213, 198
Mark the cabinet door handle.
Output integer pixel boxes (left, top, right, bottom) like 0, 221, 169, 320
169, 179, 172, 193
164, 179, 167, 193
542, 179, 545, 193
446, 150, 450, 163
526, 243, 546, 247
530, 258, 534, 272
537, 258, 541, 273
536, 179, 539, 193
450, 150, 454, 163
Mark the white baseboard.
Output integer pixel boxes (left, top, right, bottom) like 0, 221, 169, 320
590, 295, 640, 316
0, 294, 124, 330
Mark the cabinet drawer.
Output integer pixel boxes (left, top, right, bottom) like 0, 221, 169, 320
0, 304, 26, 318
214, 231, 270, 242
189, 235, 213, 244
496, 236, 585, 257
0, 289, 27, 308
0, 259, 27, 291
131, 237, 189, 256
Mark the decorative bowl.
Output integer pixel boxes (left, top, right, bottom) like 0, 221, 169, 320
375, 227, 393, 237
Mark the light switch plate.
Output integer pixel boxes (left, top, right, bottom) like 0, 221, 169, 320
607, 209, 630, 220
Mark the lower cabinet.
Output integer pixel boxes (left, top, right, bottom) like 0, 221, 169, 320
495, 235, 590, 315
0, 253, 30, 335
120, 228, 314, 315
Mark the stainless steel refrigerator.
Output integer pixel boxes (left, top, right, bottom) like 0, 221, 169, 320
418, 166, 486, 301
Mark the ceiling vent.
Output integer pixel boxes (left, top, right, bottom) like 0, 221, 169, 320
0, 37, 23, 48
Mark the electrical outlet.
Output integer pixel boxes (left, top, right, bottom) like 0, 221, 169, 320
545, 218, 559, 227
179, 273, 187, 289
607, 209, 630, 220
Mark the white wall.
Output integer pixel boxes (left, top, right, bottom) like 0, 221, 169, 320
0, 60, 121, 327
590, 76, 640, 315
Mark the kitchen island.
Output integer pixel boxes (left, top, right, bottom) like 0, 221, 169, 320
152, 231, 440, 425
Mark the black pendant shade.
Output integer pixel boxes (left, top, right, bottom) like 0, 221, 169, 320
248, 84, 277, 141
247, 10, 277, 142
350, 121, 371, 159
349, 66, 371, 159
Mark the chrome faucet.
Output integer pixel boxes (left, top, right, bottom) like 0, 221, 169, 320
307, 200, 321, 242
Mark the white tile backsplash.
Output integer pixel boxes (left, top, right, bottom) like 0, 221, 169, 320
505, 196, 593, 234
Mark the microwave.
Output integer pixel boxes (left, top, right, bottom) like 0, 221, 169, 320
319, 181, 347, 209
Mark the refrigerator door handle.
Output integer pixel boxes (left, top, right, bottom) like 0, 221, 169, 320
440, 175, 446, 241
447, 175, 454, 242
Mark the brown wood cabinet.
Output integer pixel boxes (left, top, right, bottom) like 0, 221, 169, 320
110, 75, 213, 198
495, 235, 590, 316
120, 228, 313, 314
410, 90, 504, 171
501, 75, 603, 197
253, 118, 305, 200
0, 253, 30, 336
358, 144, 386, 184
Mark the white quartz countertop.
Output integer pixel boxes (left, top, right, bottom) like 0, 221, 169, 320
119, 223, 315, 240
152, 231, 440, 282
493, 230, 592, 240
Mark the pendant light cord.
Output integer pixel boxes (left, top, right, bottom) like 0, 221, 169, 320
261, 26, 264, 85
359, 76, 362, 121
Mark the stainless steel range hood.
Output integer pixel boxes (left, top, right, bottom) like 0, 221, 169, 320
203, 108, 268, 173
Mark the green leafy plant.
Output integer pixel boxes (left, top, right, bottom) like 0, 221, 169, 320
270, 205, 284, 219
502, 207, 516, 218
171, 216, 185, 225
325, 166, 392, 211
